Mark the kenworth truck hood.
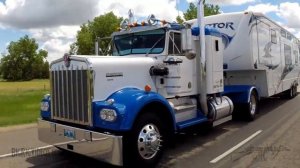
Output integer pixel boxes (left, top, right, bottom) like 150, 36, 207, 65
50, 55, 157, 101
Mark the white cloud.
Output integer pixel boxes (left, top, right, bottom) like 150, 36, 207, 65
0, 0, 99, 29
246, 3, 278, 14
0, 0, 183, 61
0, 0, 181, 29
41, 39, 73, 62
96, 0, 181, 22
29, 26, 80, 62
277, 2, 300, 29
271, 2, 300, 39
187, 0, 256, 5
29, 26, 80, 43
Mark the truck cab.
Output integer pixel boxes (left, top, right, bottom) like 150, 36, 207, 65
38, 12, 257, 167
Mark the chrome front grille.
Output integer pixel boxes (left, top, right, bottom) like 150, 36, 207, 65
50, 68, 92, 125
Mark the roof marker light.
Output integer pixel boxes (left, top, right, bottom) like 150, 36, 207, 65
145, 85, 152, 92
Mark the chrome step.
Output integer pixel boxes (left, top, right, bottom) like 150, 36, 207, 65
174, 104, 196, 112
213, 115, 232, 127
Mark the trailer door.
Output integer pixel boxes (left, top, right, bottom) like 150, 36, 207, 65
270, 28, 282, 94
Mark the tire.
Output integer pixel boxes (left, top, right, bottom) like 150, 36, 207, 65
123, 112, 167, 167
245, 90, 258, 121
287, 84, 297, 99
294, 85, 298, 97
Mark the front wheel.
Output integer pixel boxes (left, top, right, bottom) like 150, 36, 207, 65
123, 113, 166, 167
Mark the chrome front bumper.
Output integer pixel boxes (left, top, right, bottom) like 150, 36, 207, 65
37, 119, 123, 166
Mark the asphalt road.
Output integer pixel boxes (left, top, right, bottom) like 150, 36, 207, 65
1, 95, 300, 168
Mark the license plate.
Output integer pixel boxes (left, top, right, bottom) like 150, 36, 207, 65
64, 129, 75, 139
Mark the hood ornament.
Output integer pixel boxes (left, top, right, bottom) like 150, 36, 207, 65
63, 53, 71, 68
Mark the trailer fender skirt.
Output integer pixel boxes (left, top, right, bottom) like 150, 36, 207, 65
222, 85, 259, 104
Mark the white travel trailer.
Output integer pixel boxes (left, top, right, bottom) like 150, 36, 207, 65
188, 11, 300, 98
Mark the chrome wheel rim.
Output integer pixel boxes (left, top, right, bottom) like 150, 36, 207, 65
137, 124, 161, 160
249, 94, 257, 115
290, 87, 294, 97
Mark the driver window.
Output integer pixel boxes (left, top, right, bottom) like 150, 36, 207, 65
168, 32, 182, 55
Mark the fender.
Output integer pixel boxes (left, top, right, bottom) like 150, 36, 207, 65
223, 85, 259, 104
93, 88, 176, 131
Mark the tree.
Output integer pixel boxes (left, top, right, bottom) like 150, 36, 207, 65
72, 12, 122, 55
177, 2, 220, 23
32, 49, 49, 79
183, 3, 198, 21
204, 3, 220, 17
0, 35, 49, 81
176, 15, 184, 24
69, 42, 78, 55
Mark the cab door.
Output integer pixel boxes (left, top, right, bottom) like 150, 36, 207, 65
163, 31, 196, 96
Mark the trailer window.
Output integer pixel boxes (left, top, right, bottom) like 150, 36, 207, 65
281, 30, 286, 38
294, 50, 299, 64
271, 29, 277, 44
284, 44, 292, 65
293, 38, 298, 43
287, 33, 292, 41
168, 32, 182, 55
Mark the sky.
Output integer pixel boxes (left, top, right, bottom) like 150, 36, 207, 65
1, 0, 300, 62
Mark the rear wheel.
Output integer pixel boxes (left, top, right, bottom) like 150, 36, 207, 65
245, 90, 258, 121
123, 112, 167, 167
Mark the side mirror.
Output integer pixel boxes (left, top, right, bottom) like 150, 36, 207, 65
181, 28, 196, 59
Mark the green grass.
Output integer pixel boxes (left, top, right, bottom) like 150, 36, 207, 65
0, 79, 50, 127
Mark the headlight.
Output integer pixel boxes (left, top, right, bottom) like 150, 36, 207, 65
100, 109, 117, 122
43, 94, 50, 100
40, 101, 49, 111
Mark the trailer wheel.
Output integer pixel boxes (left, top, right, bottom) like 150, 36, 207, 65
123, 112, 166, 167
245, 91, 258, 121
288, 84, 298, 99
294, 85, 298, 97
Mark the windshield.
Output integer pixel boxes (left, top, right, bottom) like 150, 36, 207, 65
112, 29, 165, 56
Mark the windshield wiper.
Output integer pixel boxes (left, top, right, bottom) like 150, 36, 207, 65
145, 35, 165, 56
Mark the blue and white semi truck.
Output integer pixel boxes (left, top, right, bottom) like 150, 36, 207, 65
38, 1, 300, 167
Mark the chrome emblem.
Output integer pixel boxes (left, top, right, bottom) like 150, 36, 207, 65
63, 53, 71, 68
